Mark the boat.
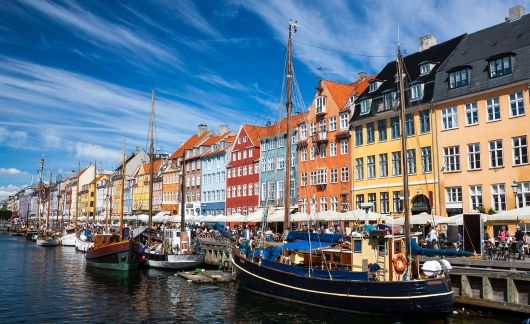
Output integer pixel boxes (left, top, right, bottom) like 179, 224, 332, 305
35, 160, 58, 246
59, 226, 77, 246
85, 141, 140, 271
141, 89, 205, 270
75, 228, 94, 251
231, 21, 458, 316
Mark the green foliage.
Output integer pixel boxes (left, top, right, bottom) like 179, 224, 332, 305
0, 209, 11, 220
487, 208, 496, 215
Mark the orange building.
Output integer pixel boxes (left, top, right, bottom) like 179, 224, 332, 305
297, 75, 372, 215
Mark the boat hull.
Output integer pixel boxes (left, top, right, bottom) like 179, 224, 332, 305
75, 238, 94, 252
86, 240, 140, 271
232, 252, 453, 316
147, 253, 205, 270
36, 238, 59, 246
60, 233, 77, 246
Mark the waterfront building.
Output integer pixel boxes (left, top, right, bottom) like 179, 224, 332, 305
160, 161, 180, 215
350, 35, 464, 216
95, 174, 111, 219
153, 169, 163, 213
200, 133, 235, 215
258, 113, 306, 210
298, 76, 372, 216
110, 148, 148, 218
432, 7, 530, 217
226, 124, 267, 216
131, 159, 162, 214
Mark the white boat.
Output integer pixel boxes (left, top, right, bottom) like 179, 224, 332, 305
75, 229, 94, 252
36, 236, 59, 246
145, 228, 205, 270
59, 227, 77, 246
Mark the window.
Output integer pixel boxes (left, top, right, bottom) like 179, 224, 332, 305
491, 184, 506, 211
329, 142, 337, 156
369, 80, 379, 92
443, 146, 460, 172
329, 117, 337, 131
378, 119, 387, 141
301, 148, 307, 161
488, 56, 511, 78
489, 140, 503, 168
393, 191, 403, 213
331, 197, 338, 212
368, 193, 376, 212
485, 97, 500, 122
310, 123, 316, 136
340, 113, 349, 130
355, 158, 364, 180
446, 187, 462, 203
299, 123, 307, 139
510, 92, 525, 117
465, 102, 478, 125
242, 184, 247, 197
360, 100, 370, 115
301, 173, 308, 186
380, 192, 389, 214
391, 117, 400, 139
419, 110, 430, 133
316, 96, 326, 114
237, 185, 241, 197
366, 123, 375, 144
409, 83, 424, 101
317, 169, 327, 185
267, 182, 274, 200
405, 114, 415, 136
469, 185, 483, 211
383, 91, 397, 110
421, 147, 432, 173
356, 194, 364, 210
261, 183, 267, 201
513, 136, 528, 165
310, 146, 316, 160
341, 166, 349, 182
277, 181, 284, 200
379, 153, 388, 177
330, 168, 338, 183
300, 198, 307, 214
355, 126, 363, 146
319, 144, 326, 158
319, 119, 327, 136
441, 107, 458, 130
340, 140, 349, 155
367, 156, 375, 179
320, 197, 328, 212
516, 182, 530, 208
392, 151, 401, 176
420, 63, 432, 75
407, 149, 416, 174
449, 68, 469, 89
277, 156, 285, 169
467, 143, 481, 170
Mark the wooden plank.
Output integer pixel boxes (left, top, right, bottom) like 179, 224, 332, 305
455, 295, 530, 314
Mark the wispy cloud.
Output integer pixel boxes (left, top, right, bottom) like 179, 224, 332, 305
197, 73, 249, 91
164, 0, 222, 38
0, 184, 20, 201
0, 168, 26, 176
0, 126, 28, 148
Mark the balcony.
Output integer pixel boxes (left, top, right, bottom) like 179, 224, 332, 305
315, 106, 326, 116
313, 132, 328, 144
335, 129, 351, 139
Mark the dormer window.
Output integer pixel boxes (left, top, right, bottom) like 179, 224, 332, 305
419, 63, 434, 75
369, 80, 382, 92
488, 55, 512, 78
316, 96, 326, 114
448, 68, 469, 89
360, 99, 371, 115
410, 83, 424, 101
383, 91, 397, 110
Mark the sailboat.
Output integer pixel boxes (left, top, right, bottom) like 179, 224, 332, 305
231, 21, 456, 316
36, 159, 59, 246
85, 141, 141, 270
142, 89, 205, 270
74, 162, 95, 252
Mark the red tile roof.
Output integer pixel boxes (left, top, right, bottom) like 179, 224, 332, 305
169, 131, 212, 160
321, 76, 375, 112
141, 159, 162, 174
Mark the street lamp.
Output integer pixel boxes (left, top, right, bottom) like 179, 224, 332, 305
512, 180, 519, 208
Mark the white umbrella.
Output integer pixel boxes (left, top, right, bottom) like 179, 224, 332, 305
227, 213, 247, 223
340, 210, 392, 222
317, 210, 342, 221
246, 209, 265, 222
438, 213, 491, 225
290, 212, 310, 222
393, 213, 446, 225
487, 206, 530, 223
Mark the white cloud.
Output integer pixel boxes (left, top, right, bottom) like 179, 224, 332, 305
197, 73, 249, 91
165, 0, 222, 38
0, 184, 20, 201
74, 142, 121, 163
0, 168, 24, 176
0, 126, 28, 147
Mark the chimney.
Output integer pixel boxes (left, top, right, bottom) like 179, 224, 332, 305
198, 124, 208, 135
418, 34, 437, 52
219, 124, 229, 134
507, 5, 525, 22
357, 72, 367, 81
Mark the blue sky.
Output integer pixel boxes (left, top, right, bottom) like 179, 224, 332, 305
1, 0, 528, 200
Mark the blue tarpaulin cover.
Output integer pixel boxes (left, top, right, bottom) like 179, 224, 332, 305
261, 260, 368, 281
283, 240, 332, 251
286, 231, 343, 243
262, 247, 282, 261
410, 239, 472, 257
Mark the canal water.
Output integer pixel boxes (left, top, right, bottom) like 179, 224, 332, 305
0, 233, 524, 323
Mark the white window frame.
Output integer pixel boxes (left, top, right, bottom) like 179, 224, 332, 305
486, 97, 500, 122
441, 107, 458, 130
513, 136, 528, 166
467, 143, 481, 170
465, 102, 478, 126
489, 139, 503, 168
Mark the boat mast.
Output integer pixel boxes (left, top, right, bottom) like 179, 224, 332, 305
37, 156, 44, 230
148, 89, 155, 244
93, 160, 97, 226
56, 174, 61, 226
104, 178, 110, 232
120, 140, 126, 240
75, 161, 80, 228
397, 46, 411, 271
47, 170, 52, 230
283, 20, 297, 231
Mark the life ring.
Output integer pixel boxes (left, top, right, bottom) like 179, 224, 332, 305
393, 253, 407, 273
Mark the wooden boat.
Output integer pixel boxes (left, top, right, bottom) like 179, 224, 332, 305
231, 21, 456, 316
75, 228, 94, 252
35, 160, 58, 246
36, 233, 59, 246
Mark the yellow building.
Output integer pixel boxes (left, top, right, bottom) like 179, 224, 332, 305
132, 160, 162, 214
350, 35, 464, 216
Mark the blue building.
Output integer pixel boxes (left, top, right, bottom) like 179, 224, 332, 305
200, 134, 234, 215
259, 113, 306, 209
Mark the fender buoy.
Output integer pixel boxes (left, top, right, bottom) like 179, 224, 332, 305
393, 253, 407, 274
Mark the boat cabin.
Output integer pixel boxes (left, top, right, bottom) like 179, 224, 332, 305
93, 234, 122, 249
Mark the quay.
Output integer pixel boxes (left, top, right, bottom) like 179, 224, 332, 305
421, 256, 530, 313
196, 234, 232, 270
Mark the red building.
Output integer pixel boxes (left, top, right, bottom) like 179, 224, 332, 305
226, 124, 267, 215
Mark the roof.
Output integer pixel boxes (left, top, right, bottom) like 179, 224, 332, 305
201, 134, 236, 158
259, 111, 308, 140
241, 124, 269, 147
322, 78, 375, 112
169, 131, 212, 160
432, 14, 530, 102
352, 34, 465, 121
141, 159, 162, 175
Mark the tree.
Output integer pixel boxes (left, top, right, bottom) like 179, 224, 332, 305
0, 209, 12, 220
